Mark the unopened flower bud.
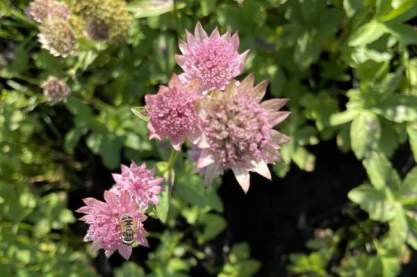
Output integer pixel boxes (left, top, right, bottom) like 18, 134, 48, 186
41, 76, 71, 103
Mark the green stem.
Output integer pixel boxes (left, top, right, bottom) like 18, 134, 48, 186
172, 0, 183, 36
167, 150, 178, 189
164, 150, 178, 223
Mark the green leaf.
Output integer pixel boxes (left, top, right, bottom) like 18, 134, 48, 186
64, 127, 88, 153
402, 167, 417, 190
131, 106, 149, 122
176, 162, 223, 212
374, 95, 417, 123
407, 125, 417, 161
363, 152, 401, 190
348, 184, 398, 221
98, 134, 122, 169
330, 110, 360, 126
0, 181, 36, 222
377, 0, 417, 23
406, 212, 417, 250
153, 162, 171, 223
385, 23, 417, 45
219, 243, 261, 277
348, 21, 387, 47
115, 262, 146, 277
398, 166, 417, 206
343, 0, 362, 17
197, 213, 226, 244
128, 0, 186, 18
292, 146, 315, 172
350, 112, 381, 159
382, 209, 407, 249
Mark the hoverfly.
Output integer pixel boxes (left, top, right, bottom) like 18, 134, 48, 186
119, 214, 137, 245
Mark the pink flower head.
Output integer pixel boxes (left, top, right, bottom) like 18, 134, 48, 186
195, 75, 290, 193
145, 74, 202, 151
77, 190, 148, 260
176, 22, 249, 93
111, 162, 164, 210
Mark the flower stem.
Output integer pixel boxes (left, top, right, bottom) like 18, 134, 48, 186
167, 150, 178, 189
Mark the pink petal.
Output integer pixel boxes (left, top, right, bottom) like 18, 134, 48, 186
76, 206, 91, 214
103, 190, 118, 208
261, 98, 288, 112
252, 161, 271, 180
138, 235, 149, 247
186, 30, 195, 44
239, 74, 255, 93
175, 54, 185, 66
172, 142, 182, 151
194, 22, 208, 40
118, 244, 132, 260
112, 173, 123, 184
271, 130, 290, 145
197, 150, 215, 168
168, 74, 181, 87
210, 27, 220, 39
120, 191, 131, 208
239, 50, 250, 69
147, 122, 161, 140
178, 41, 188, 54
82, 197, 100, 206
231, 32, 240, 50
251, 80, 268, 102
121, 165, 130, 175
232, 167, 251, 193
268, 111, 290, 126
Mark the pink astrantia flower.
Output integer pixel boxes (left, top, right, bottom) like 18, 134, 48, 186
195, 75, 290, 193
175, 22, 249, 93
145, 74, 202, 151
77, 190, 148, 260
111, 162, 164, 210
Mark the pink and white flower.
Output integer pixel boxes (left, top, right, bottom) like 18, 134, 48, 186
195, 75, 290, 193
77, 190, 148, 260
26, 0, 69, 23
111, 162, 164, 210
176, 22, 249, 93
145, 74, 202, 151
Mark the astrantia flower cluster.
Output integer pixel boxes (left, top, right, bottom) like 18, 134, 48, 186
69, 0, 132, 42
111, 162, 164, 210
77, 162, 163, 259
26, 0, 132, 58
145, 75, 202, 151
143, 23, 290, 192
26, 0, 69, 23
27, 0, 76, 57
176, 23, 249, 93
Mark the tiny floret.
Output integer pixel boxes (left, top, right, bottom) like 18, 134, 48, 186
111, 162, 164, 210
41, 76, 71, 103
195, 75, 290, 192
77, 190, 148, 260
176, 22, 249, 93
145, 74, 202, 151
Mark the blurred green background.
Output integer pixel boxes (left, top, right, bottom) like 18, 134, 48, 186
2, 0, 417, 276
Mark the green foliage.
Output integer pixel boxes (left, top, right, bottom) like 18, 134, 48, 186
2, 0, 417, 275
218, 243, 261, 277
